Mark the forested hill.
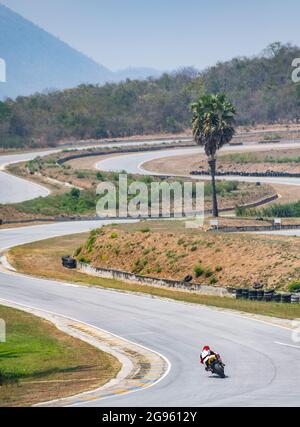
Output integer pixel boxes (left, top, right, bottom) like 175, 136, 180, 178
1, 43, 300, 149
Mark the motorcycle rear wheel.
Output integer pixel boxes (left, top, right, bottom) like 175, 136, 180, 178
213, 363, 225, 378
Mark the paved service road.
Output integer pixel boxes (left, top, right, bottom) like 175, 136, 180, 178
0, 222, 299, 407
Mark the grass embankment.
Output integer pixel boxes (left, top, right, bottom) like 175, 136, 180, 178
237, 200, 300, 218
219, 149, 300, 164
0, 305, 120, 407
76, 222, 300, 289
193, 148, 300, 176
7, 228, 300, 321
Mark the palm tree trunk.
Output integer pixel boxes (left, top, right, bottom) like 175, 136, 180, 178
208, 158, 219, 217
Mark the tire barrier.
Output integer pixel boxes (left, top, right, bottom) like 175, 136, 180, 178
235, 289, 243, 300
191, 170, 300, 178
61, 256, 77, 269
242, 289, 249, 300
235, 289, 299, 304
249, 290, 258, 301
263, 289, 275, 302
281, 293, 292, 304
257, 290, 264, 301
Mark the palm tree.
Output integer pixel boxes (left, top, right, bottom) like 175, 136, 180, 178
191, 94, 236, 217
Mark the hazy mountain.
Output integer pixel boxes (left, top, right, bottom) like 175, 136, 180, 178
0, 4, 161, 99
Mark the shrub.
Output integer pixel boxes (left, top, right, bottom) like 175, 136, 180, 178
78, 256, 90, 264
110, 232, 118, 239
76, 171, 86, 179
215, 266, 223, 272
141, 227, 151, 233
204, 269, 213, 278
194, 264, 204, 278
74, 245, 83, 257
209, 276, 218, 285
71, 187, 80, 199
288, 281, 300, 293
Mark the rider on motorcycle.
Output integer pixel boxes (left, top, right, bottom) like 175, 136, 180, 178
200, 346, 223, 372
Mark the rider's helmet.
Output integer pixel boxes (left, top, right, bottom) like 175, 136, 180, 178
202, 346, 210, 352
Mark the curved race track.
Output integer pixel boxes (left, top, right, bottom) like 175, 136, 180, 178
0, 141, 300, 406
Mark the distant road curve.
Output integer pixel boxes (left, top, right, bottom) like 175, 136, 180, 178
0, 139, 183, 204
96, 142, 300, 188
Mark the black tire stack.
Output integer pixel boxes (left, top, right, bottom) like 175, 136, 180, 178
263, 290, 274, 302
234, 288, 299, 305
235, 289, 243, 300
257, 290, 264, 302
291, 294, 300, 304
249, 290, 258, 301
272, 293, 281, 303
281, 294, 292, 304
61, 256, 77, 269
242, 289, 249, 300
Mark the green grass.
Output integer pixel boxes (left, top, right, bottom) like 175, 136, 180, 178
237, 200, 300, 218
0, 305, 120, 406
220, 152, 300, 164
13, 189, 97, 216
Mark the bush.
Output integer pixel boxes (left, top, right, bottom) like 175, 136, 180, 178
209, 276, 218, 285
74, 245, 83, 257
110, 232, 118, 239
204, 269, 213, 278
288, 281, 300, 293
71, 187, 80, 199
78, 256, 90, 264
141, 227, 151, 233
194, 264, 204, 278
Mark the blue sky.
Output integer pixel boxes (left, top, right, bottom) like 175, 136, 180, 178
2, 0, 300, 71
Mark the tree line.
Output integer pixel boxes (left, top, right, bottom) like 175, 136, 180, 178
0, 43, 299, 150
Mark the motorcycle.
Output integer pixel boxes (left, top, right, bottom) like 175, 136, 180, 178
206, 354, 226, 379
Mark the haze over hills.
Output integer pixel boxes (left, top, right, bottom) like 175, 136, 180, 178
0, 4, 162, 99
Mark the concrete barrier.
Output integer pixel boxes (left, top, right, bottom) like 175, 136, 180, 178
191, 170, 300, 178
211, 223, 300, 233
77, 262, 233, 298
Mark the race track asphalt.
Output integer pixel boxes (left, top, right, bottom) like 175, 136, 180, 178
1, 142, 300, 406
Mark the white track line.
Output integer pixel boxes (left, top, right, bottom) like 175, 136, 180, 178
275, 341, 300, 349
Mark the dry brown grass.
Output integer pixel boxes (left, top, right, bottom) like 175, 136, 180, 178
76, 223, 300, 290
